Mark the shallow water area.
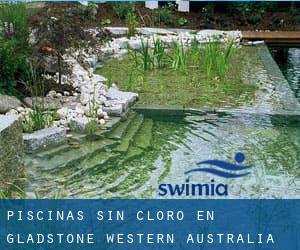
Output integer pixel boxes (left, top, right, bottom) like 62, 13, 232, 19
24, 111, 300, 199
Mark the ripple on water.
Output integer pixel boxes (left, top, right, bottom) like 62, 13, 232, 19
25, 112, 300, 199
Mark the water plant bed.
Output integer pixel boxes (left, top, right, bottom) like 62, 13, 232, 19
24, 111, 300, 199
96, 46, 259, 108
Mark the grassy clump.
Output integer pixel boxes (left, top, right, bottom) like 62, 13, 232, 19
96, 40, 257, 108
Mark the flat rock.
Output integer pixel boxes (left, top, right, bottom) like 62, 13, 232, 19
104, 27, 128, 35
23, 127, 67, 151
69, 117, 90, 132
0, 95, 21, 113
137, 27, 176, 36
103, 104, 123, 117
106, 87, 138, 104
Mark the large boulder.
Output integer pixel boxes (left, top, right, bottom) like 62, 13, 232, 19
0, 115, 24, 193
0, 95, 22, 114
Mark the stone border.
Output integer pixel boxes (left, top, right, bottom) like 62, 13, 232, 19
256, 44, 300, 112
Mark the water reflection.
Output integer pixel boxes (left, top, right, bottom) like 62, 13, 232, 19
269, 47, 300, 101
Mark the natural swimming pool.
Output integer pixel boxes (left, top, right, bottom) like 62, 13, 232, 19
24, 45, 300, 199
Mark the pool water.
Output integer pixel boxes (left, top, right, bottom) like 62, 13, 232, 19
270, 47, 300, 101
25, 111, 300, 199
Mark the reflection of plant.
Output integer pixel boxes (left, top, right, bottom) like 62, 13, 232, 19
177, 17, 188, 26
126, 13, 138, 37
112, 2, 135, 19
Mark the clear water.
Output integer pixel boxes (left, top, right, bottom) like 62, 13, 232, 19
25, 111, 300, 199
23, 47, 300, 199
270, 47, 300, 101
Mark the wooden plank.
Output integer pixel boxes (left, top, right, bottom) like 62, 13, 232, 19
242, 31, 300, 44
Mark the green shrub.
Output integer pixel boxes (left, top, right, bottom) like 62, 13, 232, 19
294, 15, 300, 24
0, 2, 31, 94
247, 14, 262, 25
177, 17, 188, 26
112, 2, 135, 19
154, 4, 175, 26
126, 12, 138, 37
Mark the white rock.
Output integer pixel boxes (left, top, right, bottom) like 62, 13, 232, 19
99, 119, 105, 125
57, 107, 69, 119
16, 107, 25, 113
6, 109, 18, 116
47, 90, 56, 98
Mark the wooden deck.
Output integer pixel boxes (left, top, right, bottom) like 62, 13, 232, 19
242, 31, 300, 45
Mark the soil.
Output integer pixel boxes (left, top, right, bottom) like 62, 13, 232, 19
30, 2, 300, 32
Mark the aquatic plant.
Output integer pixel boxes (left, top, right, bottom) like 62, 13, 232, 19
152, 38, 167, 69
140, 39, 153, 71
171, 42, 188, 73
203, 38, 235, 79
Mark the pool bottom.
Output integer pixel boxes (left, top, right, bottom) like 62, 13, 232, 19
25, 111, 300, 199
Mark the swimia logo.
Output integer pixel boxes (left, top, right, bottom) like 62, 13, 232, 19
158, 152, 252, 197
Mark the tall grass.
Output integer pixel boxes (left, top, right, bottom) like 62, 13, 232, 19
203, 38, 235, 79
171, 42, 188, 73
21, 64, 55, 133
153, 38, 166, 69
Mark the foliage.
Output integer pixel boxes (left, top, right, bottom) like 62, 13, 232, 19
85, 86, 99, 136
153, 38, 167, 69
0, 2, 31, 95
177, 17, 188, 26
97, 45, 256, 108
171, 42, 188, 73
112, 2, 135, 20
247, 14, 262, 25
101, 18, 112, 25
126, 12, 138, 37
21, 64, 55, 133
203, 38, 234, 80
294, 15, 300, 24
154, 3, 176, 26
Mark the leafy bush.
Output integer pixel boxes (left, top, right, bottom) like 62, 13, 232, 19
0, 3, 31, 94
126, 13, 138, 37
154, 4, 175, 26
247, 14, 262, 25
294, 15, 300, 24
112, 2, 135, 19
177, 17, 188, 26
